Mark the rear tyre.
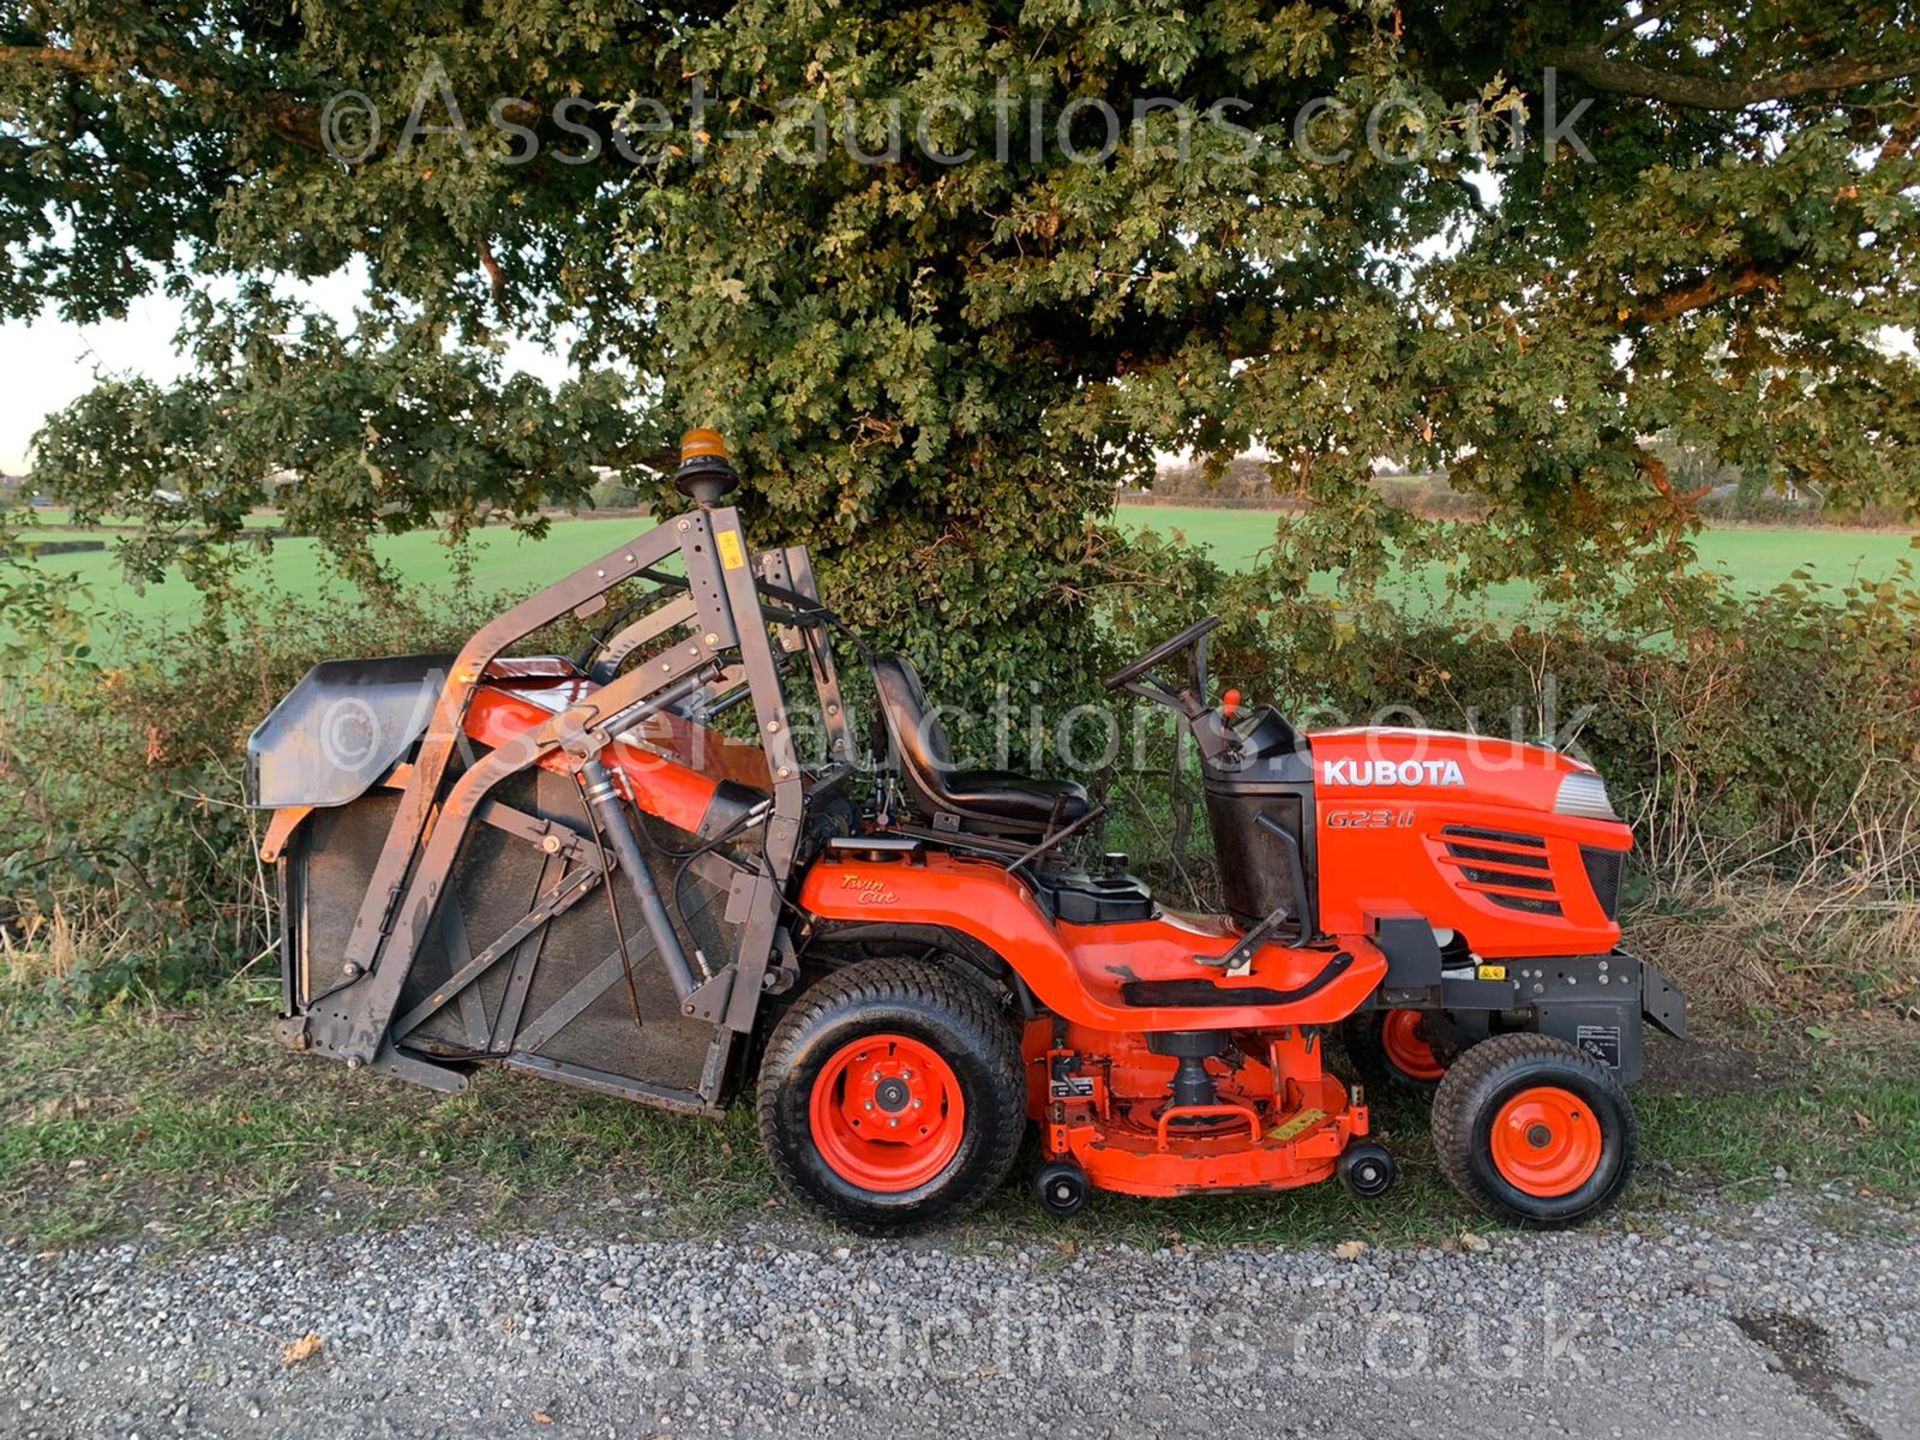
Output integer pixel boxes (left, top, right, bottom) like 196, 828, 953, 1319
1344, 1009, 1453, 1095
1431, 1033, 1637, 1228
756, 958, 1025, 1235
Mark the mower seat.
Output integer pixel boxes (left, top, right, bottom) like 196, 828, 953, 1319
870, 654, 1090, 834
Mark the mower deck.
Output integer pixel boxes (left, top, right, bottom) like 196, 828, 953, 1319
1028, 1024, 1365, 1196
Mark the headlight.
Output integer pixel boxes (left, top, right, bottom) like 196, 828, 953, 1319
1554, 772, 1616, 821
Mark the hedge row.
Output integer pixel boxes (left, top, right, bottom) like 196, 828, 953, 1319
1, 536, 1914, 1008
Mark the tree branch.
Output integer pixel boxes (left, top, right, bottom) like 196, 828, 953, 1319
1636, 451, 1712, 509
0, 42, 325, 151
1634, 265, 1781, 324
1546, 45, 1920, 110
478, 241, 508, 307
0, 44, 106, 75
1595, 5, 1672, 51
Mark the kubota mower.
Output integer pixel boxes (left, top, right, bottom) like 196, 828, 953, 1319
248, 430, 1685, 1233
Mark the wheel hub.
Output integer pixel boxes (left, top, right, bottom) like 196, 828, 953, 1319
1380, 1009, 1447, 1083
808, 1034, 965, 1193
1490, 1086, 1603, 1198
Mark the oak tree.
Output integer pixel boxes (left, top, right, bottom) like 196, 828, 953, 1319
6, 1, 1916, 684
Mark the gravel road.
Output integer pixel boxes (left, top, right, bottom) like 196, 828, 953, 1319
3, 1195, 1916, 1440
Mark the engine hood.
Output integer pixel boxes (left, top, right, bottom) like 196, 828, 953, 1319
1307, 727, 1599, 817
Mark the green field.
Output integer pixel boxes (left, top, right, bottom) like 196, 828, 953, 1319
17, 516, 666, 642
9, 505, 1915, 645
8, 507, 285, 531
1119, 504, 1918, 598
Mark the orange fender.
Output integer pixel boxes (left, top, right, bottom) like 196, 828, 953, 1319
799, 854, 1385, 1032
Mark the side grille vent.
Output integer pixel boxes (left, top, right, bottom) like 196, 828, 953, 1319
1459, 866, 1555, 892
1440, 826, 1562, 915
1580, 846, 1625, 920
1444, 841, 1551, 871
1487, 892, 1564, 916
1442, 825, 1546, 851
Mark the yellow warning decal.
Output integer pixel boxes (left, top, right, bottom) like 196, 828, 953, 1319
1477, 963, 1508, 981
1267, 1107, 1327, 1142
716, 529, 747, 571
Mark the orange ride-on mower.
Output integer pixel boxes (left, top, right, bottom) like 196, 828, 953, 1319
248, 431, 1685, 1234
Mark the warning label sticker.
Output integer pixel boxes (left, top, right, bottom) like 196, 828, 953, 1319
1576, 1024, 1623, 1069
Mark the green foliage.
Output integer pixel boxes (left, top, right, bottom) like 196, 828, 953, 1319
0, 589, 501, 1007
4, 542, 1914, 1008
0, 510, 91, 668
4, 1, 1919, 1007
4, 2, 1917, 697
29, 289, 644, 593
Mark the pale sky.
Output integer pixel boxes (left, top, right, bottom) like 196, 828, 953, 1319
0, 265, 574, 477
1, 291, 200, 476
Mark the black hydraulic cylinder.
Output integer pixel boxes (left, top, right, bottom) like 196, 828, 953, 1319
578, 756, 699, 1002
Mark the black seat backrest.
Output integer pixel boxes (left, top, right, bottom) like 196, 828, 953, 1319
869, 653, 1090, 835
871, 654, 954, 788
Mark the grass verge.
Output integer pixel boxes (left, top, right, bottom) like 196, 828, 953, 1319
2, 997, 1916, 1254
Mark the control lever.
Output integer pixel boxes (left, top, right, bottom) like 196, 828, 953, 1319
1195, 895, 1297, 972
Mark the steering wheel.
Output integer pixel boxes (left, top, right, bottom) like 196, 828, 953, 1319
1103, 615, 1222, 693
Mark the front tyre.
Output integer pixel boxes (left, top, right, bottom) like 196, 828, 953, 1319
1344, 1008, 1453, 1094
756, 958, 1025, 1235
1431, 1033, 1638, 1228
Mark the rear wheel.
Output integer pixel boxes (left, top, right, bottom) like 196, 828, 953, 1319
1431, 1033, 1637, 1227
756, 959, 1025, 1235
1345, 1009, 1453, 1094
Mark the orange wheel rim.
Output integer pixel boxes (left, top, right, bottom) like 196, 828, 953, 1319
808, 1033, 966, 1193
1490, 1086, 1603, 1197
1380, 1010, 1447, 1082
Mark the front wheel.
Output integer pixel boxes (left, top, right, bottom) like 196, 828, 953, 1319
1344, 1008, 1454, 1095
1430, 1033, 1638, 1228
755, 958, 1025, 1235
